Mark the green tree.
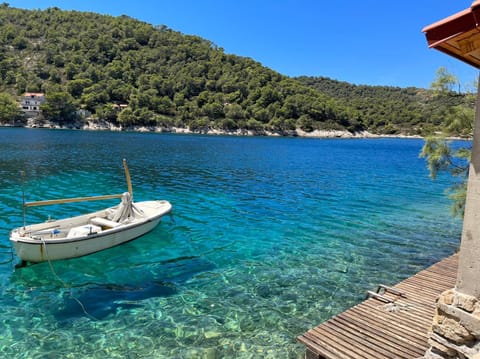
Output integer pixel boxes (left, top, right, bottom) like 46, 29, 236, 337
297, 114, 314, 131
12, 36, 28, 50
95, 104, 118, 123
202, 101, 224, 119
430, 67, 459, 94
245, 118, 264, 131
224, 103, 245, 120
67, 79, 93, 97
41, 91, 78, 124
219, 118, 238, 131
81, 84, 109, 111
117, 107, 135, 126
0, 92, 24, 124
420, 68, 474, 217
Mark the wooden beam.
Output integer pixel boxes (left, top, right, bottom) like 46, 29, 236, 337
123, 159, 133, 196
458, 36, 480, 55
24, 193, 124, 207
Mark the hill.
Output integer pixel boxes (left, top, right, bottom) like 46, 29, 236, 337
0, 5, 470, 136
296, 76, 470, 135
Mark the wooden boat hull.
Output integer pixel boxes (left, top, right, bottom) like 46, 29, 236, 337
10, 200, 172, 263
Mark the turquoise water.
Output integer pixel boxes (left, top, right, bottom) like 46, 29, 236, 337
0, 128, 462, 358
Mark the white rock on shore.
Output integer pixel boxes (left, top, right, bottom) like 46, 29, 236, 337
294, 129, 378, 138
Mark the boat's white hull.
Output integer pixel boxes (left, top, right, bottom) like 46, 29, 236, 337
10, 200, 172, 263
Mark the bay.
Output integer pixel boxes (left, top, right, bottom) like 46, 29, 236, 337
0, 128, 462, 358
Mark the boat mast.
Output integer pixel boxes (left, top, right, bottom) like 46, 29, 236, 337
123, 159, 133, 197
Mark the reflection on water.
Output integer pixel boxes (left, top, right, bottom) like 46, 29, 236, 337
0, 129, 462, 358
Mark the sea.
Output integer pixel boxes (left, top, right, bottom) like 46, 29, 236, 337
0, 128, 463, 358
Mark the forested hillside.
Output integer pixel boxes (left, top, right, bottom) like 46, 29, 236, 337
0, 5, 471, 135
297, 76, 471, 135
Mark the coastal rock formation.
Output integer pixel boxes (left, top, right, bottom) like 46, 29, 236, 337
80, 121, 380, 138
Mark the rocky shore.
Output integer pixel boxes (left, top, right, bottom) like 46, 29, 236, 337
8, 118, 425, 139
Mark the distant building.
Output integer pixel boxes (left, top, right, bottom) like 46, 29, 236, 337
21, 92, 45, 116
112, 104, 128, 111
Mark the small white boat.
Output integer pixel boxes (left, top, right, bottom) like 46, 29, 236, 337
10, 160, 172, 264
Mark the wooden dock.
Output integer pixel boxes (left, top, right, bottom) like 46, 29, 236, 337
297, 254, 458, 359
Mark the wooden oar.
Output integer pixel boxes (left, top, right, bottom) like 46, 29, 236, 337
24, 193, 124, 207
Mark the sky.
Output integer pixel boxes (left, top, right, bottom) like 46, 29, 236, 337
5, 0, 480, 90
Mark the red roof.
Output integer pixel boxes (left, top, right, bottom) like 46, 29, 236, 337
423, 0, 480, 69
23, 92, 45, 97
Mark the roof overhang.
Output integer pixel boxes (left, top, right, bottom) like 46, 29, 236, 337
423, 0, 480, 69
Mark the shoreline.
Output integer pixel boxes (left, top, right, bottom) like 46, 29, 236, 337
2, 119, 429, 139
2, 119, 470, 140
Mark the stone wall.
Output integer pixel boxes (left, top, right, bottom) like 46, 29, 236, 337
424, 289, 480, 358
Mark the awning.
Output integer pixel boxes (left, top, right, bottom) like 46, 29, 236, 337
423, 0, 480, 69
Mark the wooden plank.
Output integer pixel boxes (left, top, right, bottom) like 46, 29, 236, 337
297, 254, 458, 359
25, 193, 124, 207
424, 265, 458, 277
335, 313, 425, 356
313, 324, 391, 359
350, 301, 430, 336
347, 314, 427, 352
360, 299, 433, 324
361, 297, 431, 323
396, 279, 449, 294
300, 331, 352, 359
405, 272, 452, 288
410, 272, 456, 287
321, 319, 418, 358
413, 272, 456, 287
309, 326, 373, 359
394, 283, 446, 305
366, 290, 434, 314
350, 305, 428, 341
305, 302, 428, 356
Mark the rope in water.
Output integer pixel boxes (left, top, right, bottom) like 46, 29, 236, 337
40, 238, 98, 321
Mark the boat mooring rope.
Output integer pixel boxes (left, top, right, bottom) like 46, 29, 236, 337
40, 238, 98, 321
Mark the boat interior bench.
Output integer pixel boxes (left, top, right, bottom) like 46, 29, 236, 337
66, 224, 101, 238
90, 217, 121, 229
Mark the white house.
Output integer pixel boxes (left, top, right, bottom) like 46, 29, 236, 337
21, 92, 45, 115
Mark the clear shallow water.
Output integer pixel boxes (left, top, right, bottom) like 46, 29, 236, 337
0, 128, 461, 358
